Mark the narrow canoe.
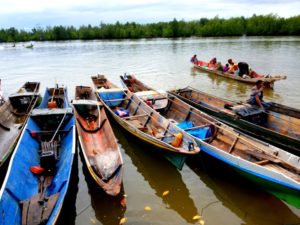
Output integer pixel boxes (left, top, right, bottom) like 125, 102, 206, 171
91, 74, 200, 170
73, 85, 123, 196
120, 75, 300, 208
120, 74, 168, 110
0, 85, 75, 225
170, 86, 300, 155
0, 82, 41, 167
193, 61, 287, 89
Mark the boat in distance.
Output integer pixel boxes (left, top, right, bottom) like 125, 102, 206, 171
73, 85, 123, 196
91, 74, 200, 170
0, 84, 75, 225
192, 60, 286, 89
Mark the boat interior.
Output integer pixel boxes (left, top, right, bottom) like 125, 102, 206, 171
162, 93, 300, 181
97, 87, 197, 151
176, 88, 300, 139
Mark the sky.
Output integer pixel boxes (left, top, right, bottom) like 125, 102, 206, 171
0, 0, 299, 29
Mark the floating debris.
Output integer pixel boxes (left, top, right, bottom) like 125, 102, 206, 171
192, 215, 201, 220
120, 197, 126, 207
162, 190, 170, 197
119, 217, 128, 224
144, 206, 152, 211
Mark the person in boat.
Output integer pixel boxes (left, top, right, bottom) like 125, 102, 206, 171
227, 59, 238, 73
216, 62, 223, 71
249, 68, 264, 78
208, 57, 217, 68
238, 62, 250, 77
223, 64, 229, 72
248, 80, 271, 110
190, 54, 198, 64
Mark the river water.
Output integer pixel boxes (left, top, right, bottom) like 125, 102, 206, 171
0, 37, 300, 225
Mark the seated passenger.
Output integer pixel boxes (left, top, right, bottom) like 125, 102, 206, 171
216, 62, 223, 71
208, 57, 217, 69
249, 69, 264, 78
227, 59, 238, 73
223, 64, 229, 72
238, 62, 249, 77
190, 54, 198, 64
248, 80, 271, 110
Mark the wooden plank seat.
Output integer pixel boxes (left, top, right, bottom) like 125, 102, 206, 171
20, 176, 59, 225
123, 114, 148, 120
27, 129, 71, 138
76, 118, 107, 133
31, 108, 73, 116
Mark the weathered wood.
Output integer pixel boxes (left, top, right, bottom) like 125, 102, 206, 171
245, 149, 300, 175
255, 159, 270, 165
41, 193, 60, 223
124, 114, 148, 120
21, 200, 30, 225
228, 134, 240, 153
25, 194, 44, 225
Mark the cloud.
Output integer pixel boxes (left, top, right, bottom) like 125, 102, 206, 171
0, 0, 299, 29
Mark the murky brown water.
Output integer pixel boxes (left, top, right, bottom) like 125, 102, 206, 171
1, 37, 300, 225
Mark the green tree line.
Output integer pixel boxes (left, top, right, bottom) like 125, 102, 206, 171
0, 14, 300, 42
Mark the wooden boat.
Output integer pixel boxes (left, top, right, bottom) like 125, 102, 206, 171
72, 85, 123, 196
0, 81, 40, 167
91, 74, 200, 170
120, 76, 300, 208
25, 43, 33, 49
192, 60, 287, 89
120, 74, 168, 110
170, 86, 300, 155
0, 85, 75, 225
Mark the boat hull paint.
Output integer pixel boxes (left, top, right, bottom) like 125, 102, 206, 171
0, 86, 75, 225
197, 140, 300, 208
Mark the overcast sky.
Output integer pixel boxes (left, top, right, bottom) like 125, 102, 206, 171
0, 0, 299, 29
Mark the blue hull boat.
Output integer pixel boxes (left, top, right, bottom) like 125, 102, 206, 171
0, 85, 75, 225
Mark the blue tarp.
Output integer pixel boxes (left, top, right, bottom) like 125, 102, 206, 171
98, 91, 124, 107
177, 121, 211, 140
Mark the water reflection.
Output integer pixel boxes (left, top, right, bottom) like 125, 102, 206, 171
116, 129, 199, 224
187, 153, 300, 225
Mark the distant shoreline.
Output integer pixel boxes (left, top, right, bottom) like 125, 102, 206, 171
1, 14, 299, 43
